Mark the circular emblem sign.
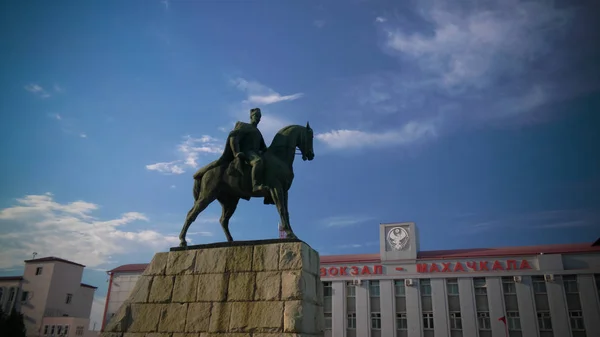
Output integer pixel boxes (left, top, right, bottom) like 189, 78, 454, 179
387, 227, 410, 251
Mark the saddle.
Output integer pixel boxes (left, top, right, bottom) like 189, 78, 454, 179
225, 157, 274, 205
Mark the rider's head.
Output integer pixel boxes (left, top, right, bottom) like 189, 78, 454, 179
250, 108, 262, 126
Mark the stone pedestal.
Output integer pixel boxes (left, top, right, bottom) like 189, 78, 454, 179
102, 238, 324, 337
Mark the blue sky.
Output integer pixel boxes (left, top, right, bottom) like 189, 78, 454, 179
1, 0, 599, 329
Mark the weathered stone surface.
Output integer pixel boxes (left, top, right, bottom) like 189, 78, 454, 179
201, 334, 252, 337
253, 244, 280, 271
284, 301, 317, 334
129, 276, 153, 303
145, 333, 172, 337
247, 301, 284, 332
149, 276, 175, 303
279, 243, 306, 270
308, 248, 320, 275
209, 302, 232, 332
172, 334, 200, 337
228, 302, 251, 332
185, 302, 212, 332
196, 247, 229, 274
197, 274, 228, 302
99, 333, 123, 337
226, 246, 253, 272
228, 272, 256, 301
158, 303, 188, 332
172, 275, 198, 302
281, 271, 316, 303
122, 333, 143, 337
126, 304, 165, 332
254, 271, 281, 301
143, 252, 169, 276
167, 250, 197, 275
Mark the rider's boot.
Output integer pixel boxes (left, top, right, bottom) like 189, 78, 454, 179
251, 162, 269, 193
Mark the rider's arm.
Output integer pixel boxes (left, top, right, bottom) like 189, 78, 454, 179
230, 134, 241, 156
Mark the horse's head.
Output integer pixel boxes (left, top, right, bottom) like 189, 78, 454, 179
300, 122, 315, 161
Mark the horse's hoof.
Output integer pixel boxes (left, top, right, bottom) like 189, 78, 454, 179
179, 241, 187, 248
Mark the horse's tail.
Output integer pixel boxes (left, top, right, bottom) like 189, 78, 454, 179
193, 177, 202, 201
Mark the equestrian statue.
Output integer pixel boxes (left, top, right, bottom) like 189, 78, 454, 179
179, 107, 315, 247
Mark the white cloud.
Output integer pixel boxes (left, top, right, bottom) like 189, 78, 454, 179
321, 215, 374, 228
231, 78, 304, 106
24, 83, 50, 98
382, 0, 572, 91
0, 193, 180, 269
375, 17, 387, 23
313, 20, 326, 28
316, 118, 439, 150
146, 135, 223, 175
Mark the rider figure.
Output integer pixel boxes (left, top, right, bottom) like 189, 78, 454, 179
229, 108, 269, 193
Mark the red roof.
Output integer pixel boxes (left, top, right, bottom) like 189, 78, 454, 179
0, 276, 23, 281
24, 257, 85, 268
108, 240, 600, 272
81, 283, 97, 289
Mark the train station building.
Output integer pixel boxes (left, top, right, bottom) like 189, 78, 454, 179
101, 222, 600, 337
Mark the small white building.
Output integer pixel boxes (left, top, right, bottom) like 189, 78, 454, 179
0, 256, 98, 337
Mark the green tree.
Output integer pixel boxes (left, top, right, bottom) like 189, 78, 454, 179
0, 308, 27, 337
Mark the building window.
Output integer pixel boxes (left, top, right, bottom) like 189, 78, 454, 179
57, 325, 63, 335
50, 326, 55, 335
569, 311, 585, 330
532, 276, 547, 294
8, 288, 15, 302
447, 278, 459, 295
347, 312, 356, 329
371, 312, 382, 329
396, 312, 407, 330
394, 280, 405, 297
502, 277, 517, 294
420, 279, 432, 296
20, 291, 29, 302
324, 313, 332, 329
507, 311, 521, 331
66, 293, 73, 304
323, 282, 332, 297
537, 311, 552, 331
423, 312, 434, 330
346, 281, 356, 297
64, 325, 70, 336
36, 267, 43, 275
477, 312, 491, 330
43, 325, 49, 335
563, 275, 578, 293
75, 326, 84, 336
474, 278, 487, 295
450, 312, 462, 330
369, 280, 380, 297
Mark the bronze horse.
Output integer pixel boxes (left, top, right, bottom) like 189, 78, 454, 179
179, 123, 315, 247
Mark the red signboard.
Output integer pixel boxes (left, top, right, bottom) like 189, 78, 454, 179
417, 259, 532, 273
320, 259, 532, 277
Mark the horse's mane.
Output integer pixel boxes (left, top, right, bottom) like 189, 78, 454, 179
270, 124, 303, 147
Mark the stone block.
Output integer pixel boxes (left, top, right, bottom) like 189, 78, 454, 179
279, 242, 312, 272
253, 243, 280, 271
254, 271, 281, 301
145, 333, 173, 337
129, 276, 153, 303
99, 333, 123, 337
196, 247, 229, 274
122, 333, 144, 337
197, 274, 228, 302
167, 250, 197, 275
228, 302, 251, 332
172, 334, 200, 337
185, 302, 212, 332
149, 276, 175, 303
209, 302, 232, 332
158, 303, 188, 332
172, 275, 198, 303
227, 272, 256, 301
225, 246, 253, 272
131, 304, 165, 332
281, 271, 316, 303
143, 252, 169, 276
284, 301, 317, 334
247, 301, 284, 332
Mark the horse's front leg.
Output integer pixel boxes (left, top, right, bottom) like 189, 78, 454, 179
271, 187, 297, 239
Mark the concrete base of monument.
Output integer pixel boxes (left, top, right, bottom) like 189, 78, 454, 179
101, 239, 325, 337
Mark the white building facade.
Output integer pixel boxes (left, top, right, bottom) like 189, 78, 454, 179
0, 257, 98, 337
101, 222, 600, 337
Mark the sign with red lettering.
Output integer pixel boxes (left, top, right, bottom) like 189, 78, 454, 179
416, 260, 532, 273
320, 265, 383, 277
